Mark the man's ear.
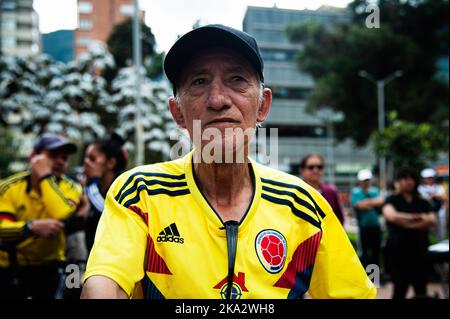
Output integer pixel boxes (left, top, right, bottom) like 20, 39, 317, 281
169, 97, 186, 129
256, 88, 272, 124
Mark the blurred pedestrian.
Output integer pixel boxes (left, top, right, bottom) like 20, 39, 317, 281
0, 134, 82, 299
83, 133, 128, 253
350, 169, 384, 269
299, 154, 345, 225
382, 168, 437, 299
418, 168, 447, 241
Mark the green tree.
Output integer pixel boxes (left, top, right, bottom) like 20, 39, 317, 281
107, 18, 155, 69
0, 49, 111, 141
145, 51, 165, 80
104, 18, 165, 82
372, 112, 448, 171
286, 0, 449, 146
0, 126, 19, 179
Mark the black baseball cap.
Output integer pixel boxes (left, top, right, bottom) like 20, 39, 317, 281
164, 24, 264, 94
33, 134, 77, 154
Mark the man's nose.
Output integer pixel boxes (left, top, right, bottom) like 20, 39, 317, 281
206, 80, 231, 111
54, 155, 68, 165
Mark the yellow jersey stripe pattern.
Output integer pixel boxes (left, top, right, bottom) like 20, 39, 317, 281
84, 152, 377, 299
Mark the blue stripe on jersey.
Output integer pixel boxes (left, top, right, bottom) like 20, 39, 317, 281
123, 187, 190, 208
261, 178, 326, 218
115, 172, 186, 202
142, 276, 165, 299
86, 183, 105, 213
287, 264, 314, 299
261, 193, 321, 229
117, 178, 187, 205
262, 185, 320, 222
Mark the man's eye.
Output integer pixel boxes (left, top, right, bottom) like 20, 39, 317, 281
192, 78, 206, 85
231, 75, 245, 82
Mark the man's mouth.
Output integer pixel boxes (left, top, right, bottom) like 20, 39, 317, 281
205, 118, 239, 126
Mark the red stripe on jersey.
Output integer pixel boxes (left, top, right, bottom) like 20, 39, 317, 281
146, 235, 172, 275
128, 205, 148, 225
127, 205, 171, 275
0, 212, 17, 222
274, 231, 322, 289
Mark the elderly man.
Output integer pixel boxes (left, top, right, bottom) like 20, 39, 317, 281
0, 134, 82, 299
81, 24, 375, 299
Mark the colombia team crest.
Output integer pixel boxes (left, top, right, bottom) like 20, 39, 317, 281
255, 229, 287, 273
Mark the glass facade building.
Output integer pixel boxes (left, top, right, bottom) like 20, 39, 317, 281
244, 5, 375, 193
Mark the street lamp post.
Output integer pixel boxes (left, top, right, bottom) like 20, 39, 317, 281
316, 108, 344, 185
358, 69, 403, 194
133, 0, 144, 166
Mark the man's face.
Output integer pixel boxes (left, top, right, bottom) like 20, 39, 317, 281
47, 148, 70, 177
398, 176, 416, 193
169, 47, 271, 161
299, 156, 324, 185
359, 179, 371, 189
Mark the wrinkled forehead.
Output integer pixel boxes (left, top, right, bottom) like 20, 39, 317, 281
177, 47, 259, 83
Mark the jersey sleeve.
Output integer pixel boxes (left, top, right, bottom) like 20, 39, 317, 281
0, 184, 29, 241
0, 219, 29, 242
308, 192, 377, 299
39, 176, 81, 220
83, 174, 149, 297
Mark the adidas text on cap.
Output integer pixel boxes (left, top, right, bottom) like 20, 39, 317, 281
163, 24, 264, 95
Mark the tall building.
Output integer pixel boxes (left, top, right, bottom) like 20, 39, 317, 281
74, 0, 144, 57
0, 0, 40, 55
244, 5, 375, 193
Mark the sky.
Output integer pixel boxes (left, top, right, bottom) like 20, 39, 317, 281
33, 0, 352, 53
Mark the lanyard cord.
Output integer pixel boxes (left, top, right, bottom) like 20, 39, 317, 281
224, 220, 239, 300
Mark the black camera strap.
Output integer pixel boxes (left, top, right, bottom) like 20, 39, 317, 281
224, 220, 239, 300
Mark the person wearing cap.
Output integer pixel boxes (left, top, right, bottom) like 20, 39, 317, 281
350, 169, 384, 270
81, 24, 375, 299
382, 168, 437, 299
0, 134, 82, 299
418, 168, 447, 241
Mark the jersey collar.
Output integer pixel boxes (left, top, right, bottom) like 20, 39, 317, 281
184, 150, 262, 237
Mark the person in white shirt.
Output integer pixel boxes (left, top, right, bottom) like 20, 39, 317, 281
418, 168, 447, 241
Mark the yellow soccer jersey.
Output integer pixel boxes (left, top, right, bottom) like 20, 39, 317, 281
0, 171, 82, 267
84, 151, 376, 299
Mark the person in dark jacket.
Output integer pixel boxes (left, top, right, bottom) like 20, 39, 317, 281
382, 168, 437, 299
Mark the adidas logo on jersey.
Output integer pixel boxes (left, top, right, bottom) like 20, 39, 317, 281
157, 223, 184, 244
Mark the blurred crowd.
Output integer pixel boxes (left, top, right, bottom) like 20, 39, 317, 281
0, 133, 128, 299
298, 153, 448, 299
0, 134, 448, 299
